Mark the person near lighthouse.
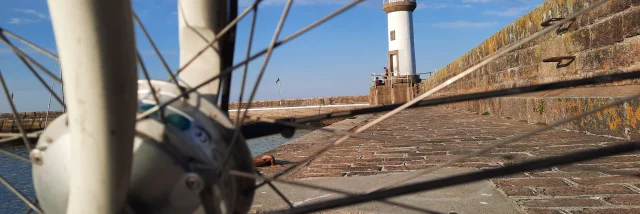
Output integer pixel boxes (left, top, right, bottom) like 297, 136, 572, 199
383, 67, 389, 79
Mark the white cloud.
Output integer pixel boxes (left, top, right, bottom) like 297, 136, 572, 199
0, 47, 56, 56
7, 18, 40, 25
431, 21, 498, 28
8, 9, 49, 25
483, 6, 531, 17
417, 3, 448, 9
14, 9, 49, 19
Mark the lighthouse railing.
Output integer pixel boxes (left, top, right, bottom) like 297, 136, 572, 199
371, 72, 419, 88
370, 72, 385, 88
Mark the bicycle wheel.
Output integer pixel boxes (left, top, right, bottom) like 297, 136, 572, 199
1, 0, 638, 214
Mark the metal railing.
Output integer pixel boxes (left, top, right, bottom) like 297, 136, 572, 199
370, 71, 432, 89
417, 72, 433, 80
383, 0, 416, 4
370, 72, 399, 88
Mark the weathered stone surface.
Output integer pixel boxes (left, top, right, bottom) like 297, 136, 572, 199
524, 208, 565, 214
373, 0, 640, 139
500, 186, 537, 197
573, 208, 640, 214
437, 85, 640, 140
519, 198, 608, 207
494, 178, 569, 187
604, 195, 640, 205
0, 111, 62, 133
369, 84, 416, 105
536, 185, 635, 196
228, 95, 368, 109
257, 106, 640, 213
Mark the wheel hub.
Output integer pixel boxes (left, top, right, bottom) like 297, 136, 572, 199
31, 80, 255, 213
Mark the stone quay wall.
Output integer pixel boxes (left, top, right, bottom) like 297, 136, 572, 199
373, 0, 640, 139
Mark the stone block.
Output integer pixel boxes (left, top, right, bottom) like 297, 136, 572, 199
573, 208, 640, 214
623, 7, 640, 38
590, 16, 624, 49
585, 0, 632, 26
566, 27, 592, 53
523, 209, 565, 214
579, 47, 614, 71
499, 186, 536, 196
605, 195, 640, 205
569, 176, 640, 185
536, 185, 635, 196
520, 198, 608, 208
612, 42, 635, 69
493, 178, 569, 187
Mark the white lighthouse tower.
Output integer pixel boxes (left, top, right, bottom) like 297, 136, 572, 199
383, 0, 417, 82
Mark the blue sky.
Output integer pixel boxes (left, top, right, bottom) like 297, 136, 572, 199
0, 0, 544, 113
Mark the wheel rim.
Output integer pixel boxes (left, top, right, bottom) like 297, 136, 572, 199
2, 0, 638, 213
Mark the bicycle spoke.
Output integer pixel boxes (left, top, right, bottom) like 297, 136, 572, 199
245, 70, 640, 131
0, 133, 21, 137
495, 154, 640, 179
276, 141, 640, 214
1, 29, 59, 60
367, 94, 640, 192
267, 180, 295, 208
235, 4, 259, 123
173, 0, 263, 77
132, 13, 184, 96
0, 146, 30, 162
0, 0, 625, 213
219, 2, 260, 172
0, 132, 40, 166
567, 165, 640, 178
23, 199, 39, 214
176, 1, 222, 54
136, 0, 365, 121
0, 175, 43, 214
136, 50, 165, 121
0, 131, 42, 139
0, 34, 62, 84
0, 35, 66, 107
229, 170, 443, 214
242, 115, 418, 145
220, 0, 294, 175
252, 0, 608, 190
0, 70, 32, 151
44, 62, 62, 128
238, 0, 293, 131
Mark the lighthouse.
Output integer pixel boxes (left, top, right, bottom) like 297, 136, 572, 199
383, 0, 417, 82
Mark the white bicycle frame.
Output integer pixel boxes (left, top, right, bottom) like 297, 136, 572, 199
46, 0, 227, 213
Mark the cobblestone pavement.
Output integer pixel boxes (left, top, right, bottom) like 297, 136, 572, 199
257, 107, 640, 214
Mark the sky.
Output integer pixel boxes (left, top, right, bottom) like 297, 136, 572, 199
0, 0, 545, 113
